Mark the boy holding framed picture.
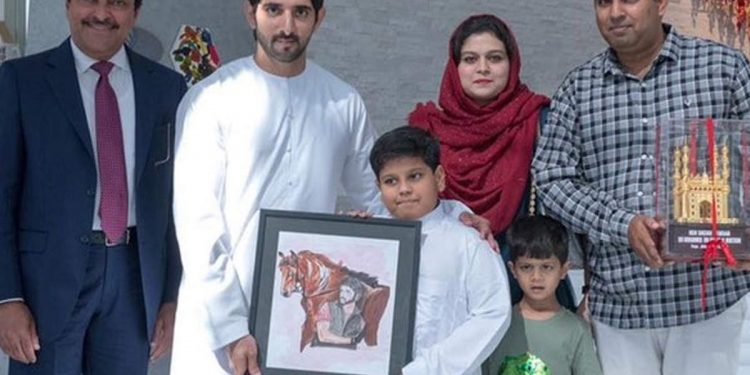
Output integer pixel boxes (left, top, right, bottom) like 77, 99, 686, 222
369, 126, 512, 374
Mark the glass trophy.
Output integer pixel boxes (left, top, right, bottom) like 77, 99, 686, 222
655, 119, 750, 261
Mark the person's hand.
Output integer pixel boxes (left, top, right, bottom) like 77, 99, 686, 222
226, 335, 261, 375
628, 215, 665, 268
0, 301, 40, 364
576, 292, 590, 323
722, 259, 750, 271
340, 210, 373, 219
149, 302, 177, 362
459, 212, 499, 253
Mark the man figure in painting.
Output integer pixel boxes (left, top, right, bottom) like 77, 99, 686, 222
277, 250, 389, 352
370, 126, 511, 374
0, 0, 185, 374
533, 0, 750, 373
313, 276, 366, 349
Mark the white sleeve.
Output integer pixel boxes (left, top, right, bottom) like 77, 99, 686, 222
440, 199, 473, 216
403, 239, 512, 375
340, 94, 380, 211
173, 88, 250, 350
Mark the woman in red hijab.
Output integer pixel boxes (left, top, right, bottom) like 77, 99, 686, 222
410, 14, 576, 310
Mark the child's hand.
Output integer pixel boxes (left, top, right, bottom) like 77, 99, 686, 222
340, 210, 373, 219
576, 293, 590, 323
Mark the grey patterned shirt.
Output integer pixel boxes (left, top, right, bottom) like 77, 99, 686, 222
533, 25, 750, 329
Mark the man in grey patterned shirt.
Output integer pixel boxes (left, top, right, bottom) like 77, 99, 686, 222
533, 0, 750, 374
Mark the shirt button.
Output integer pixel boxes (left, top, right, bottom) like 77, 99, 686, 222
641, 118, 648, 124
80, 235, 90, 244
641, 154, 649, 160
637, 191, 644, 197
86, 188, 95, 197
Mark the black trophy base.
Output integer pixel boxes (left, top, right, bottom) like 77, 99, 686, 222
665, 222, 750, 262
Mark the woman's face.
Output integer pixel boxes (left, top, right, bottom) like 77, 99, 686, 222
457, 32, 510, 106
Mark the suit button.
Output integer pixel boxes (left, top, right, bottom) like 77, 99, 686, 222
86, 188, 95, 197
80, 235, 90, 244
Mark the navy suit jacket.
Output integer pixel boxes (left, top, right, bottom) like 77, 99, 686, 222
0, 40, 186, 343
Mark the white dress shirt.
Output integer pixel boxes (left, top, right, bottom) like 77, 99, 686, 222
170, 56, 380, 374
70, 41, 137, 229
401, 201, 512, 375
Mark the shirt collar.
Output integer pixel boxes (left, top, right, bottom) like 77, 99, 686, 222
70, 39, 131, 75
250, 55, 309, 80
418, 200, 449, 232
602, 23, 679, 77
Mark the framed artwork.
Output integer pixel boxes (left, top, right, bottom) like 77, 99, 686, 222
250, 209, 421, 375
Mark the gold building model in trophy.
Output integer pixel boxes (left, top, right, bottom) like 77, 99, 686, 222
673, 142, 739, 224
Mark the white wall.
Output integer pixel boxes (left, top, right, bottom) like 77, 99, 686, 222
0, 0, 5, 21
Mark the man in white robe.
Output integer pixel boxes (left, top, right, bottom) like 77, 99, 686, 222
170, 1, 496, 373
169, 0, 380, 373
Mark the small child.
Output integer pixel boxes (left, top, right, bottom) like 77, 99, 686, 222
483, 216, 602, 375
369, 126, 511, 375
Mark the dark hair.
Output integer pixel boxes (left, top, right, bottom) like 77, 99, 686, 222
369, 126, 441, 178
507, 215, 568, 263
450, 14, 515, 64
340, 277, 364, 300
248, 0, 324, 12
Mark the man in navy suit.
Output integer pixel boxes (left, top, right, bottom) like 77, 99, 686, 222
0, 0, 185, 373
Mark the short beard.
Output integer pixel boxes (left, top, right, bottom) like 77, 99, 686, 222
257, 31, 308, 63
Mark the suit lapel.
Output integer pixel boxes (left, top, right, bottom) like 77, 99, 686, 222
45, 40, 94, 160
128, 49, 157, 186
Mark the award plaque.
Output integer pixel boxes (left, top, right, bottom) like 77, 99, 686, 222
656, 119, 750, 261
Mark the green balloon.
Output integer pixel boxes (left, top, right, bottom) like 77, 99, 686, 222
498, 352, 551, 375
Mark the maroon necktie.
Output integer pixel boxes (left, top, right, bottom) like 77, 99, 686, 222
92, 61, 128, 244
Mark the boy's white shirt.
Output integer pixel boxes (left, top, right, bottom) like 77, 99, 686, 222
392, 200, 512, 375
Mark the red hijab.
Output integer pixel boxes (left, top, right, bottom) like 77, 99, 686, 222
409, 15, 550, 234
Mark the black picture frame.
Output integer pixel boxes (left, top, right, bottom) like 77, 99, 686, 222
250, 209, 422, 375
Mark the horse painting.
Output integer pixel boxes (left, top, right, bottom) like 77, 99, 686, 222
277, 250, 391, 352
